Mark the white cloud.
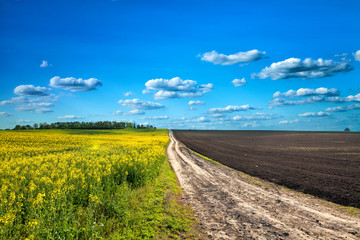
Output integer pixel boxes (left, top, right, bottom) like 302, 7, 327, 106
345, 93, 360, 102
124, 91, 135, 97
14, 85, 51, 96
0, 112, 11, 117
15, 102, 54, 113
144, 77, 213, 99
125, 110, 145, 115
325, 103, 360, 112
334, 53, 349, 58
254, 58, 353, 80
57, 115, 84, 120
200, 49, 266, 65
40, 60, 49, 68
113, 109, 145, 115
142, 116, 169, 120
0, 97, 28, 106
153, 90, 205, 100
208, 104, 261, 114
113, 110, 123, 115
145, 77, 197, 92
270, 91, 360, 108
186, 117, 209, 123
242, 121, 259, 128
298, 111, 331, 117
353, 50, 360, 61
0, 95, 58, 106
279, 119, 299, 125
118, 98, 165, 110
49, 76, 102, 91
273, 87, 339, 98
198, 83, 214, 92
232, 78, 246, 87
17, 119, 32, 123
189, 106, 197, 110
188, 100, 205, 106
208, 113, 225, 118
232, 113, 279, 121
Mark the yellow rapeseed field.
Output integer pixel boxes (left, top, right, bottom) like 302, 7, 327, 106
0, 129, 170, 239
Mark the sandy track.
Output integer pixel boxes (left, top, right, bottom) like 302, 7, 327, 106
167, 131, 360, 240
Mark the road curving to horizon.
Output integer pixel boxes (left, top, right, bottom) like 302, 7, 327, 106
167, 131, 360, 239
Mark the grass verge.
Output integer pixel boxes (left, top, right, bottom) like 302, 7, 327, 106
185, 147, 219, 165
109, 153, 202, 239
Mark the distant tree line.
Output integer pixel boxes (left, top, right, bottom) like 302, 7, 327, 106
13, 121, 156, 130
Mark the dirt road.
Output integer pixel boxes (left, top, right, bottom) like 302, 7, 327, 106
167, 131, 360, 239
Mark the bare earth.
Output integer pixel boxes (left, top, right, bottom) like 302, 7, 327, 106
167, 131, 360, 240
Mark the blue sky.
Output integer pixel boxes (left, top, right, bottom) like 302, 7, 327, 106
0, 0, 359, 130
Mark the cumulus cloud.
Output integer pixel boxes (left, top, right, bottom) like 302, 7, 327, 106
14, 85, 51, 96
325, 103, 360, 112
49, 76, 102, 91
57, 115, 85, 120
232, 113, 279, 121
279, 119, 299, 125
353, 50, 360, 61
124, 91, 135, 97
270, 88, 360, 108
232, 78, 246, 87
345, 93, 360, 102
198, 83, 214, 93
145, 77, 197, 92
200, 49, 266, 65
118, 98, 165, 110
298, 111, 331, 117
254, 58, 353, 80
144, 77, 213, 100
208, 104, 261, 114
273, 87, 339, 98
40, 60, 49, 68
0, 112, 11, 117
188, 100, 205, 106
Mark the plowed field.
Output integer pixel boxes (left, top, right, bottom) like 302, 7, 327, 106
173, 130, 360, 208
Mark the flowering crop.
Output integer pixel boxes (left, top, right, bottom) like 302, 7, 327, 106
0, 129, 169, 239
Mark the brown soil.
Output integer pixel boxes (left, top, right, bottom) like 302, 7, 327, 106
173, 130, 360, 208
167, 131, 360, 239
